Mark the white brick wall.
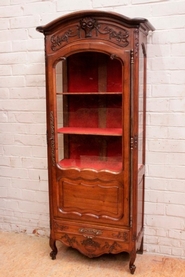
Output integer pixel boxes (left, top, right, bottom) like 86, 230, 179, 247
0, 0, 185, 259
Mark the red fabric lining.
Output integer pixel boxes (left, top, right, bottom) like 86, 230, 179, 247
68, 52, 122, 93
67, 95, 122, 129
61, 52, 123, 169
68, 52, 98, 92
59, 158, 122, 171
107, 57, 122, 92
66, 135, 122, 161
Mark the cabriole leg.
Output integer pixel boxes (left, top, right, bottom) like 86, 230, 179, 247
49, 237, 58, 260
129, 249, 136, 274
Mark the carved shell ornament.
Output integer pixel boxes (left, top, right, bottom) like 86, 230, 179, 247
50, 16, 129, 51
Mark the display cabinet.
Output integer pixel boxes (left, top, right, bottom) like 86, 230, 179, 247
36, 10, 154, 274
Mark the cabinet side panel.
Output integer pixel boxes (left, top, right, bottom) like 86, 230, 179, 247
136, 31, 147, 240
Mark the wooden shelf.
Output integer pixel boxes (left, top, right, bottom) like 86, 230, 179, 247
56, 91, 122, 95
58, 127, 122, 136
58, 157, 122, 171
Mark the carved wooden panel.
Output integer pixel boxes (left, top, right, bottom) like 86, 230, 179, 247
57, 178, 124, 221
49, 111, 55, 166
48, 17, 129, 53
57, 233, 129, 258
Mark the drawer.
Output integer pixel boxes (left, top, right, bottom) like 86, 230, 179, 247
53, 220, 130, 243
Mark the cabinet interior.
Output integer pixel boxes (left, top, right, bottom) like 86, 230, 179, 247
56, 52, 123, 171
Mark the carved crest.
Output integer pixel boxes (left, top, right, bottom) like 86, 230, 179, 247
80, 17, 97, 37
50, 16, 129, 51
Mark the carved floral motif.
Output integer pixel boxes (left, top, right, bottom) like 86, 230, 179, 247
134, 28, 139, 56
54, 221, 68, 231
50, 29, 79, 51
112, 231, 129, 242
81, 238, 100, 252
103, 26, 128, 45
102, 241, 122, 252
81, 238, 122, 253
61, 234, 79, 247
60, 233, 123, 255
50, 111, 55, 166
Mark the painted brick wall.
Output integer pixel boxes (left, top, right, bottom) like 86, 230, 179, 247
0, 0, 185, 258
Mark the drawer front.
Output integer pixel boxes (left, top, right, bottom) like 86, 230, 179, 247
53, 220, 130, 257
55, 177, 124, 223
53, 220, 130, 243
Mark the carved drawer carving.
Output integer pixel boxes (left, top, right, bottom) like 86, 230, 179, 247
53, 220, 130, 243
58, 233, 129, 258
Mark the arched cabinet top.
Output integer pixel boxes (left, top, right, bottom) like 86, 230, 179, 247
36, 10, 155, 35
36, 10, 154, 54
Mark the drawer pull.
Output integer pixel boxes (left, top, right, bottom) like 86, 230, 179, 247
79, 228, 102, 236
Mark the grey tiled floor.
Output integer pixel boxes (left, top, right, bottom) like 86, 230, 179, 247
0, 231, 185, 277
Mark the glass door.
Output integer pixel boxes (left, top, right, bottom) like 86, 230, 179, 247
55, 52, 123, 172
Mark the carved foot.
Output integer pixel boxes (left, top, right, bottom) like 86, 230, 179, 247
50, 250, 57, 260
49, 237, 58, 260
129, 248, 136, 274
129, 264, 136, 275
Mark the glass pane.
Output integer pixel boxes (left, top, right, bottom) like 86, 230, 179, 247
67, 52, 122, 93
56, 60, 63, 94
55, 52, 123, 172
138, 48, 144, 168
58, 134, 122, 171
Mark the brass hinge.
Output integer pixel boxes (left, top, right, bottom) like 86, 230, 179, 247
130, 135, 138, 149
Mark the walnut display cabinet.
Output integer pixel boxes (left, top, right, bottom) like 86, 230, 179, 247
36, 10, 154, 274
